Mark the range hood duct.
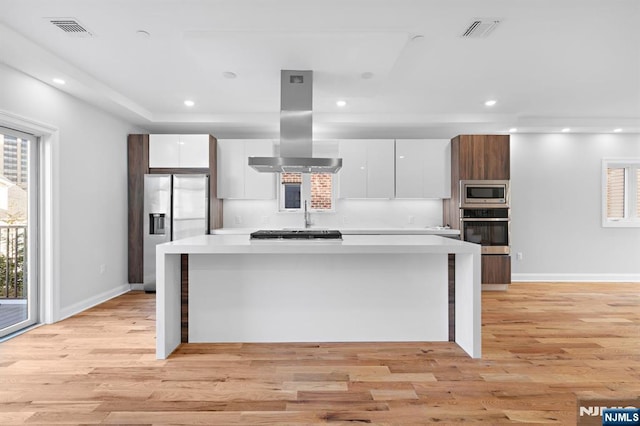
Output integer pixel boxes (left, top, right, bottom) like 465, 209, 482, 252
248, 70, 342, 173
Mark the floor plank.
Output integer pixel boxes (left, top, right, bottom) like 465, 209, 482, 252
0, 283, 638, 424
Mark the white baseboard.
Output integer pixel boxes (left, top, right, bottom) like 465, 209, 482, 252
57, 284, 130, 322
512, 273, 640, 283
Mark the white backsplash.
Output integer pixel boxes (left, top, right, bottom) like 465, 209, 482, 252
222, 199, 445, 229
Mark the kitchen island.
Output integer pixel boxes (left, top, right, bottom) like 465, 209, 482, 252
156, 234, 481, 359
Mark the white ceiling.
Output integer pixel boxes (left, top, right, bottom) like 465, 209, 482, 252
1, 0, 639, 139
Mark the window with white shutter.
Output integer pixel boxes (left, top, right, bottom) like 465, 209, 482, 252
637, 171, 640, 218
602, 159, 640, 227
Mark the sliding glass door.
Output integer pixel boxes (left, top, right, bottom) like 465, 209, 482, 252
0, 127, 38, 337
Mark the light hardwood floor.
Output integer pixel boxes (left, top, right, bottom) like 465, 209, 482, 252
0, 283, 639, 424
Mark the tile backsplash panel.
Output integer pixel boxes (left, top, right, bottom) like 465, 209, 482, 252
222, 199, 444, 229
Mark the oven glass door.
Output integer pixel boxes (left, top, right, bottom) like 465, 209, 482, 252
462, 220, 510, 254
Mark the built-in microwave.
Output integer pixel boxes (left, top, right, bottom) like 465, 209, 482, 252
460, 180, 510, 208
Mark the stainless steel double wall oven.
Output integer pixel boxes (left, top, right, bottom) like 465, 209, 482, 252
459, 180, 510, 254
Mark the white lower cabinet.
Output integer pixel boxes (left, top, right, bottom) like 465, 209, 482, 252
217, 139, 275, 199
338, 139, 395, 198
395, 139, 451, 198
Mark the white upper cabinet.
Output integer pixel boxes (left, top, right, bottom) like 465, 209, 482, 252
149, 134, 209, 168
217, 139, 275, 199
395, 139, 451, 198
338, 139, 395, 198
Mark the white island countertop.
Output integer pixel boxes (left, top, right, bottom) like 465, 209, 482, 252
157, 233, 472, 255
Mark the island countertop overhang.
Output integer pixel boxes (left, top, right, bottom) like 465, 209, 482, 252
156, 234, 480, 256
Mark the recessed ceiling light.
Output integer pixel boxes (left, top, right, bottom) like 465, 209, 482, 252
561, 128, 571, 132
336, 100, 347, 107
614, 128, 623, 133
184, 100, 195, 107
223, 71, 237, 79
52, 78, 66, 85
484, 99, 497, 106
361, 72, 374, 80
509, 128, 517, 133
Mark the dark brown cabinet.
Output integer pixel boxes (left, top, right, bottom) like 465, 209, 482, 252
453, 134, 510, 180
482, 255, 511, 284
445, 134, 511, 287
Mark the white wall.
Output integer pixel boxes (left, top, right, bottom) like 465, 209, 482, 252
223, 198, 445, 229
511, 133, 640, 281
0, 63, 141, 320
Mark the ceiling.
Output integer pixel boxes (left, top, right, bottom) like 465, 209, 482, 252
1, 0, 639, 139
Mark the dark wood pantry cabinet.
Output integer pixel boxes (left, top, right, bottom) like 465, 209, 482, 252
445, 134, 511, 287
453, 134, 510, 180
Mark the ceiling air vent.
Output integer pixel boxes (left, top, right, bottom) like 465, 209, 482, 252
48, 18, 93, 37
461, 19, 501, 38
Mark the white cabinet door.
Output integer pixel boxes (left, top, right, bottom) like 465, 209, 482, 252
178, 134, 209, 168
149, 134, 210, 168
366, 139, 395, 198
217, 139, 275, 199
339, 140, 394, 198
244, 140, 275, 199
149, 134, 180, 168
395, 139, 451, 198
338, 140, 368, 198
395, 140, 424, 198
217, 140, 245, 199
422, 139, 450, 198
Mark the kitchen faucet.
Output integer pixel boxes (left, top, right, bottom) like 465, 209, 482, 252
304, 200, 311, 228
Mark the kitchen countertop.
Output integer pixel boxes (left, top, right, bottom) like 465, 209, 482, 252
157, 233, 473, 255
209, 227, 460, 236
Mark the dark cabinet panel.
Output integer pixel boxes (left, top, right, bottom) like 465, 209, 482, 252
127, 134, 149, 284
482, 135, 510, 180
209, 135, 223, 230
482, 255, 512, 284
456, 135, 510, 180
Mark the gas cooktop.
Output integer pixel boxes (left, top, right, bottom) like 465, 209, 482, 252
250, 229, 343, 240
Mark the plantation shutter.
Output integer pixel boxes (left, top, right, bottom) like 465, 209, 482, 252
637, 171, 640, 218
606, 168, 625, 219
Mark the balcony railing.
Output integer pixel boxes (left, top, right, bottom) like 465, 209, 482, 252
0, 226, 26, 300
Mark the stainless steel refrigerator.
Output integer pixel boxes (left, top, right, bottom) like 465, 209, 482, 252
143, 174, 209, 292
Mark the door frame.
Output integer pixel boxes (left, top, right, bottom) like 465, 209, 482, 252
0, 110, 59, 330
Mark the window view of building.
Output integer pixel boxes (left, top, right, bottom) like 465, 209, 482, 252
280, 172, 334, 211
0, 134, 28, 225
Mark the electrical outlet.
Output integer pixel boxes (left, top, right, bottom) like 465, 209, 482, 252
261, 216, 269, 224
408, 215, 415, 224
343, 216, 350, 225
99, 264, 106, 274
516, 252, 523, 261
234, 215, 243, 225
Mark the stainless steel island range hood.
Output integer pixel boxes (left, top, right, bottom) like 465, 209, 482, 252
248, 70, 342, 173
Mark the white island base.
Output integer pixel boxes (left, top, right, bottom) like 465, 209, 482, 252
156, 234, 482, 359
